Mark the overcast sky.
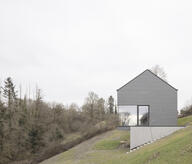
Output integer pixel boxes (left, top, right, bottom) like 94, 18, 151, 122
0, 0, 192, 109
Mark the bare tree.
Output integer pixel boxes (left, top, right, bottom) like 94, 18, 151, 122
97, 98, 105, 120
150, 65, 167, 81
82, 92, 99, 119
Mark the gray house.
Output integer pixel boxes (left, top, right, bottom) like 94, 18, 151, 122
117, 70, 177, 126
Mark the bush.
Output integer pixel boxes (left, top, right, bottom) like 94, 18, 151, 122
180, 105, 192, 118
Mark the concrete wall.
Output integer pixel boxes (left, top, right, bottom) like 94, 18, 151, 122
130, 126, 184, 149
117, 70, 177, 126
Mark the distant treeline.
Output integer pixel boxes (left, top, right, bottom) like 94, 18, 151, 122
179, 104, 192, 118
0, 77, 119, 164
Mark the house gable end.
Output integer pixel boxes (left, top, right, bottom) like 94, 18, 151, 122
117, 69, 177, 92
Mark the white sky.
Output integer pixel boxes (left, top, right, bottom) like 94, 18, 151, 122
1, 0, 192, 109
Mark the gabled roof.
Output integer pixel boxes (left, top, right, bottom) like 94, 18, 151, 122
117, 69, 178, 91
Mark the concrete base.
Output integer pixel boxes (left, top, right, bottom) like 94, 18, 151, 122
130, 126, 184, 149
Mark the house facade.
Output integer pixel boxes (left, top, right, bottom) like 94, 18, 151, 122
117, 70, 177, 126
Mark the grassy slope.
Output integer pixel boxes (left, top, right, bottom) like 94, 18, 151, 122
40, 116, 192, 164
178, 115, 192, 126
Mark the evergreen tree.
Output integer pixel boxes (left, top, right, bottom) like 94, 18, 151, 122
2, 77, 17, 108
1, 77, 18, 129
114, 104, 117, 114
108, 96, 114, 114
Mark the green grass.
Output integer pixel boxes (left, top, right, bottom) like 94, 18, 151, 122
94, 139, 120, 150
178, 115, 192, 126
94, 131, 130, 150
41, 115, 192, 164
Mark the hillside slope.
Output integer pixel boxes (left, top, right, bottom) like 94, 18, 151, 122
178, 115, 192, 126
40, 116, 192, 164
40, 130, 130, 164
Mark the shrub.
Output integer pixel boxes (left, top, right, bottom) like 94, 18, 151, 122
180, 105, 192, 118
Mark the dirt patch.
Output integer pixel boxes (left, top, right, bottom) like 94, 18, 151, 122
70, 130, 116, 160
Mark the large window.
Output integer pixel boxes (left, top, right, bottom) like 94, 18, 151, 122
119, 106, 137, 126
118, 105, 149, 126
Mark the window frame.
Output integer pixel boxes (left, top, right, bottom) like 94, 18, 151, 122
137, 105, 150, 126
118, 105, 150, 127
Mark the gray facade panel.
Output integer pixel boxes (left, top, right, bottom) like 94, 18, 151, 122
117, 70, 177, 126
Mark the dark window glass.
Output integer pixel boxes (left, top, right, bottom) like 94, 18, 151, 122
138, 106, 149, 126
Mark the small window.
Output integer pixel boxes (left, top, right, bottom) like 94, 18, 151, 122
138, 106, 149, 126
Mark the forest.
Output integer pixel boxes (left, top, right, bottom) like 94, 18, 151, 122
0, 77, 119, 164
